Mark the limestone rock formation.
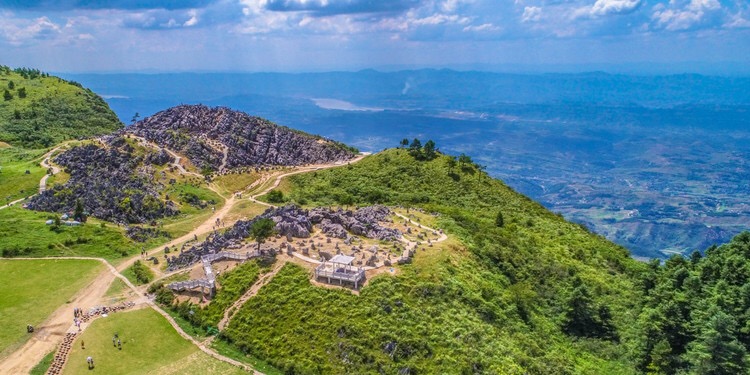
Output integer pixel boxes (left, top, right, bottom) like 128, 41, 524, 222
127, 105, 357, 172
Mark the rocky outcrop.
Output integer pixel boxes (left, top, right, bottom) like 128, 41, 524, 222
127, 105, 357, 172
26, 137, 178, 224
167, 204, 400, 270
309, 205, 401, 241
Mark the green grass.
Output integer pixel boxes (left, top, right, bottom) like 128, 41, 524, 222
217, 148, 645, 374
212, 338, 283, 375
30, 350, 55, 375
122, 260, 154, 286
63, 308, 245, 375
0, 67, 122, 148
161, 183, 225, 238
212, 171, 260, 196
0, 259, 102, 358
0, 146, 47, 204
171, 259, 266, 329
0, 207, 164, 263
104, 278, 128, 299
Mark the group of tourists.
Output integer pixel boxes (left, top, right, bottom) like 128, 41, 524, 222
113, 333, 122, 350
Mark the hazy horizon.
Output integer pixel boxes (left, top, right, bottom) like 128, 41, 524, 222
2, 1, 748, 73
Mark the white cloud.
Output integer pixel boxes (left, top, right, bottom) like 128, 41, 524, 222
0, 15, 62, 46
591, 0, 641, 16
462, 23, 499, 32
652, 0, 722, 31
184, 9, 199, 27
521, 6, 541, 22
725, 13, 750, 29
572, 0, 641, 19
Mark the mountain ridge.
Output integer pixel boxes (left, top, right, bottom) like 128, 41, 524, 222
127, 104, 357, 173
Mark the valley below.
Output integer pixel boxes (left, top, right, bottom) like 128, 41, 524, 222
64, 71, 750, 259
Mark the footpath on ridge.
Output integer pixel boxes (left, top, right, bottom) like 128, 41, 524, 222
0, 146, 369, 375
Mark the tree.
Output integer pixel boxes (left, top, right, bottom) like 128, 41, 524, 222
562, 276, 617, 340
458, 153, 472, 168
686, 310, 748, 375
131, 112, 140, 125
423, 140, 437, 160
400, 138, 409, 148
7, 81, 14, 90
3, 89, 12, 101
446, 156, 457, 172
74, 199, 87, 222
267, 190, 285, 203
249, 218, 276, 252
647, 339, 675, 374
17, 87, 26, 98
495, 211, 504, 228
409, 138, 422, 150
408, 138, 423, 159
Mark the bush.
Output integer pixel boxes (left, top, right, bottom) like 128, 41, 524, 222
266, 190, 285, 203
130, 260, 153, 284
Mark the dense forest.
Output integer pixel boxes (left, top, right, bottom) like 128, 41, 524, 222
0, 66, 122, 148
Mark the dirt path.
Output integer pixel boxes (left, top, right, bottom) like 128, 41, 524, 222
219, 144, 229, 172
0, 257, 143, 375
217, 261, 286, 330
131, 135, 203, 178
0, 152, 370, 374
392, 212, 448, 260
249, 154, 368, 206
39, 147, 62, 193
117, 194, 237, 277
0, 146, 63, 210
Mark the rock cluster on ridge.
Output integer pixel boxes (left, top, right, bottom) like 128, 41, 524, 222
167, 204, 400, 270
26, 136, 178, 224
127, 105, 357, 171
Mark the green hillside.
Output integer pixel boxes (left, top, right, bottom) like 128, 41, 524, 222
0, 66, 122, 148
221, 147, 647, 374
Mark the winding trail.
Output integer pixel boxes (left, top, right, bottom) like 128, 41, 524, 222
0, 149, 369, 374
0, 145, 63, 210
39, 147, 62, 193
217, 261, 285, 331
219, 144, 229, 172
249, 154, 368, 207
392, 211, 449, 261
0, 257, 142, 375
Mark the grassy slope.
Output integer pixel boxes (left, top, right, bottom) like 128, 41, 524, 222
0, 259, 102, 358
0, 146, 46, 204
224, 149, 645, 374
63, 308, 246, 375
0, 207, 163, 263
30, 351, 55, 375
0, 67, 122, 148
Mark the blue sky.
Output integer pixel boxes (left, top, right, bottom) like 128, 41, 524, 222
0, 0, 748, 73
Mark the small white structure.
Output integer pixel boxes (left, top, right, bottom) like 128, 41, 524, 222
315, 254, 365, 289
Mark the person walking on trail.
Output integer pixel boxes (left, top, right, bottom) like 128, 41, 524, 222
81, 340, 85, 349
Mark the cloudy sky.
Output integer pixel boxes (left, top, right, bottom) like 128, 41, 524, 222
0, 0, 748, 72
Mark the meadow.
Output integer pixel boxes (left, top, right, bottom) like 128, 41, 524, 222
63, 308, 246, 375
0, 146, 46, 205
0, 259, 102, 358
0, 207, 164, 263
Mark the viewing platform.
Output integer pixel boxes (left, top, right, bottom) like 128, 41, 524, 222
314, 254, 365, 289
